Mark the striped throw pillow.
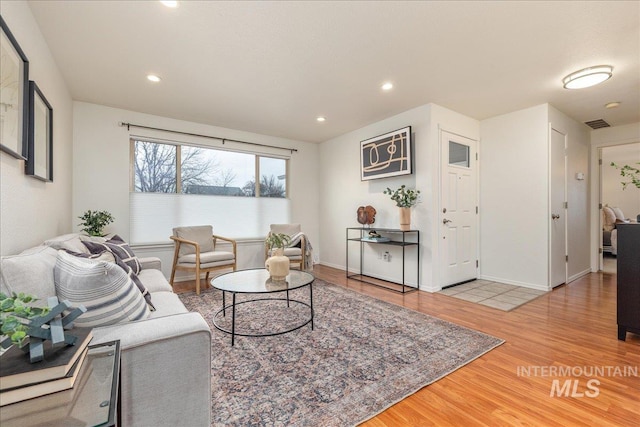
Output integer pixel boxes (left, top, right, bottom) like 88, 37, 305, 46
54, 251, 150, 328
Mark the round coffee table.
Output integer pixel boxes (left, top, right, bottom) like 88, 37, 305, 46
210, 268, 314, 346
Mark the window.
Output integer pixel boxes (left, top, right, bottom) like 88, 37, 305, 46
130, 138, 291, 244
132, 139, 286, 198
449, 141, 470, 168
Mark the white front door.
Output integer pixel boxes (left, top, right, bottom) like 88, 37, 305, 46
549, 127, 567, 287
440, 131, 478, 287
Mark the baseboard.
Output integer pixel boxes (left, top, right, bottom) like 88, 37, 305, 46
568, 268, 591, 283
478, 275, 549, 291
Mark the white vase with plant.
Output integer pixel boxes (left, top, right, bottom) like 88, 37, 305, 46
265, 233, 292, 281
383, 185, 420, 231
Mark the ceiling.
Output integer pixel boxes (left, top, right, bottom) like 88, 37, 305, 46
27, 1, 640, 143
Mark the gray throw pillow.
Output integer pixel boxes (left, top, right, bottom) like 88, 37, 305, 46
54, 251, 150, 328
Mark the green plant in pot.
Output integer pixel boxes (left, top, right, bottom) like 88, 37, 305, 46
78, 210, 114, 236
265, 233, 292, 281
383, 185, 420, 230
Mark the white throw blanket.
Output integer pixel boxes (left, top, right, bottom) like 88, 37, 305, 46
288, 231, 313, 271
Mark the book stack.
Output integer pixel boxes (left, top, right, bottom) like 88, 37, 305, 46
0, 328, 93, 406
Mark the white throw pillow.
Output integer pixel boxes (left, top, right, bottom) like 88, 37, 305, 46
611, 207, 625, 221
602, 207, 616, 232
54, 251, 150, 328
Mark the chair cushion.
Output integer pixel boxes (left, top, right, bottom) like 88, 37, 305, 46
54, 251, 150, 328
83, 235, 141, 274
268, 247, 302, 258
173, 226, 214, 257
178, 251, 235, 264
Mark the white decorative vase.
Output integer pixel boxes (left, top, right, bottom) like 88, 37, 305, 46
265, 248, 290, 281
399, 207, 411, 231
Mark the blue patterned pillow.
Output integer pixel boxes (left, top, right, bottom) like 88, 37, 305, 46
83, 235, 141, 274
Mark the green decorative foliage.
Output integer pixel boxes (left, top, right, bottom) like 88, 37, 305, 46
0, 293, 49, 347
611, 162, 640, 190
383, 185, 420, 208
78, 210, 114, 236
265, 233, 292, 250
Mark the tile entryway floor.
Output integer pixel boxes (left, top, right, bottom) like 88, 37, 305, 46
438, 280, 548, 311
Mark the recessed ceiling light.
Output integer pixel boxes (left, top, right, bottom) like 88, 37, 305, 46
147, 74, 161, 83
381, 82, 393, 91
160, 1, 179, 7
316, 116, 326, 122
562, 65, 613, 89
605, 101, 621, 109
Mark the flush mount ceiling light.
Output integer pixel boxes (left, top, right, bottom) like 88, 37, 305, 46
316, 116, 326, 122
562, 65, 613, 89
146, 74, 161, 82
605, 101, 621, 109
381, 82, 393, 91
160, 1, 179, 7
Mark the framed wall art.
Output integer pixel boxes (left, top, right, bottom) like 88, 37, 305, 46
0, 16, 30, 159
26, 81, 53, 181
360, 126, 412, 181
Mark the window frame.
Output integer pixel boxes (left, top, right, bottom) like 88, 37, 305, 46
129, 137, 289, 198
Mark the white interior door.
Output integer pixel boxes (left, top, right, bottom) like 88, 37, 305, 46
549, 127, 567, 288
440, 131, 478, 287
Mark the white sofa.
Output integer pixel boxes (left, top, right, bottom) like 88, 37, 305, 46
0, 233, 211, 426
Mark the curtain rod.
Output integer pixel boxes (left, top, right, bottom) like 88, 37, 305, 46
118, 122, 298, 154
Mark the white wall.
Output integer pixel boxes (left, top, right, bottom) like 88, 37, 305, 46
72, 102, 320, 278
480, 105, 549, 289
601, 143, 640, 219
0, 2, 73, 255
318, 103, 479, 291
480, 104, 591, 289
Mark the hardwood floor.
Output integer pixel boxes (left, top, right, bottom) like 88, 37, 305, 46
176, 265, 640, 426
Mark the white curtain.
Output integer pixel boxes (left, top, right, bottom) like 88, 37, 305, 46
130, 192, 291, 244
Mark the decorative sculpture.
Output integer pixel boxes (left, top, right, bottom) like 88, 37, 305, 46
357, 205, 377, 226
0, 296, 86, 363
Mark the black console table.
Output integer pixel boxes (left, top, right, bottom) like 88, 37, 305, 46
346, 227, 419, 293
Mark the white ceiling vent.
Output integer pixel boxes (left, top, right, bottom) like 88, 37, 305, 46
584, 119, 611, 129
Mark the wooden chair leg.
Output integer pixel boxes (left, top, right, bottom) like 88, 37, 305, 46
195, 265, 201, 295
205, 272, 210, 290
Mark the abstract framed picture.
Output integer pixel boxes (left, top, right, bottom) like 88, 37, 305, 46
360, 126, 412, 181
26, 81, 53, 181
0, 16, 30, 159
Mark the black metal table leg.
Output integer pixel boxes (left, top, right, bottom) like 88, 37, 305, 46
231, 293, 236, 346
310, 282, 314, 330
286, 289, 290, 307
222, 291, 226, 317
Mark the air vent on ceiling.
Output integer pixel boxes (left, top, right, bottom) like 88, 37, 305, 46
585, 119, 610, 129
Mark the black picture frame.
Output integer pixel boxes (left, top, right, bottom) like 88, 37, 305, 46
25, 81, 53, 181
360, 126, 412, 181
0, 15, 30, 159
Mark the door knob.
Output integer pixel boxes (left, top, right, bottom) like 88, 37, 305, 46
443, 218, 452, 224
551, 214, 560, 220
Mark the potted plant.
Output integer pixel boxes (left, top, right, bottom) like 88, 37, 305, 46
265, 233, 292, 281
78, 210, 114, 236
383, 185, 420, 230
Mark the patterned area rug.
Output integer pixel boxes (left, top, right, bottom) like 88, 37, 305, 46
179, 280, 504, 427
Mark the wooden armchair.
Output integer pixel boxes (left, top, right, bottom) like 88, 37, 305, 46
170, 225, 237, 295
264, 223, 306, 270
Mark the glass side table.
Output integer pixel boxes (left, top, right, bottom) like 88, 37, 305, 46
0, 340, 121, 427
